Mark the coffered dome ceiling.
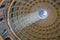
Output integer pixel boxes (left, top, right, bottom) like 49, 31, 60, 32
7, 0, 60, 40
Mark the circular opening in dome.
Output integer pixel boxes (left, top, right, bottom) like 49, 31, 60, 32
38, 9, 48, 19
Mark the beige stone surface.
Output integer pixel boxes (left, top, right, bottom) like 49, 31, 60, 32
0, 35, 4, 40
0, 0, 4, 6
